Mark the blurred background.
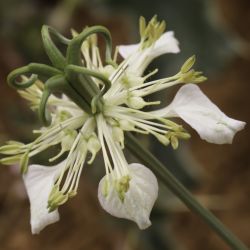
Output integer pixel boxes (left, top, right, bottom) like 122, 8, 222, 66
0, 0, 249, 249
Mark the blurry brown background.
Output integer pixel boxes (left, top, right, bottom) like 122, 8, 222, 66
0, 0, 249, 249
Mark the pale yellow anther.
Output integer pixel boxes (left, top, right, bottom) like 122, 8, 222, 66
154, 133, 170, 146
181, 55, 196, 73
48, 185, 68, 212
139, 16, 146, 38
170, 135, 179, 150
140, 15, 166, 49
115, 175, 131, 202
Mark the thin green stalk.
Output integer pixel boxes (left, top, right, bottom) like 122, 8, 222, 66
66, 64, 111, 92
41, 25, 68, 70
66, 25, 113, 65
7, 63, 62, 89
125, 133, 249, 250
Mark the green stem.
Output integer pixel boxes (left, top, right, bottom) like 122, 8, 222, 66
41, 25, 69, 70
65, 65, 96, 105
125, 133, 249, 250
7, 63, 61, 89
66, 64, 111, 92
39, 88, 52, 126
39, 75, 91, 125
66, 25, 113, 66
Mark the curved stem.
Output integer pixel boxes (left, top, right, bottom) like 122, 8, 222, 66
7, 63, 61, 89
125, 133, 249, 250
66, 64, 111, 92
65, 65, 97, 105
39, 87, 52, 126
66, 25, 113, 66
39, 75, 91, 126
41, 25, 69, 70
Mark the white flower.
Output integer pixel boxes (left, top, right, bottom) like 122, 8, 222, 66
23, 161, 65, 234
151, 84, 246, 144
1, 16, 245, 234
98, 163, 158, 229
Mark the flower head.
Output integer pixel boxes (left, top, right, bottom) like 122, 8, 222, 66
0, 16, 245, 234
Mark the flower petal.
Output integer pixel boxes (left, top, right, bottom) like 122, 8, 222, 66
148, 31, 180, 58
118, 31, 180, 59
152, 84, 246, 144
119, 43, 139, 59
98, 163, 158, 229
118, 31, 180, 76
23, 161, 65, 234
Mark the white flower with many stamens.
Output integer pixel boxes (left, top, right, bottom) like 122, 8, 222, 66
0, 16, 245, 234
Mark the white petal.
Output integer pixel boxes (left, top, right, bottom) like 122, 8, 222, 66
119, 44, 140, 59
118, 31, 180, 59
118, 31, 180, 76
98, 163, 158, 229
152, 84, 246, 144
23, 161, 65, 234
148, 31, 180, 58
